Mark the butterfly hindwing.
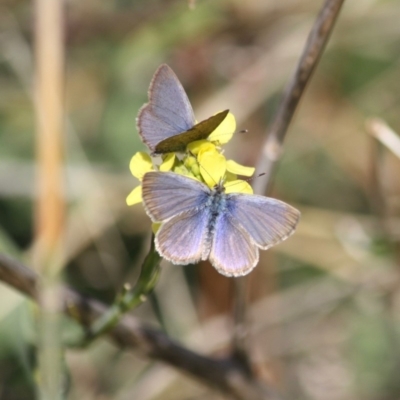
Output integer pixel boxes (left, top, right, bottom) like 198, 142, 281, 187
226, 194, 300, 250
209, 212, 259, 277
155, 207, 211, 265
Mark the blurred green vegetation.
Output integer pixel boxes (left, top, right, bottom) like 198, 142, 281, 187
1, 0, 400, 399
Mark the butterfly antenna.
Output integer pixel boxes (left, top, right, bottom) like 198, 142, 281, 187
243, 172, 265, 183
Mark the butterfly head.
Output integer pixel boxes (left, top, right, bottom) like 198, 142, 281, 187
212, 179, 226, 194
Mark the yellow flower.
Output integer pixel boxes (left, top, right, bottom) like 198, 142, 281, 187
185, 137, 255, 193
224, 160, 255, 194
126, 185, 142, 205
208, 112, 236, 145
199, 152, 226, 188
224, 179, 253, 194
190, 142, 226, 188
226, 160, 255, 177
129, 152, 153, 180
187, 140, 215, 155
159, 153, 176, 171
127, 152, 154, 206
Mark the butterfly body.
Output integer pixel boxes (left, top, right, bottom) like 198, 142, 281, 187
137, 64, 229, 154
142, 171, 300, 277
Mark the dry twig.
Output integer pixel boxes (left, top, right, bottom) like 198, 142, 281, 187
0, 254, 281, 400
233, 0, 346, 363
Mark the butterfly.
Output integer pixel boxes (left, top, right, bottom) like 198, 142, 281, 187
137, 64, 229, 154
141, 171, 300, 277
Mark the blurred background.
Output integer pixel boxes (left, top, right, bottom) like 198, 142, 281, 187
1, 0, 400, 399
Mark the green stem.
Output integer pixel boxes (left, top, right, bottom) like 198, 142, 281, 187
75, 236, 162, 346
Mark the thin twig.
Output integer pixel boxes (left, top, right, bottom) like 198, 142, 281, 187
233, 0, 346, 364
0, 254, 281, 400
254, 0, 345, 195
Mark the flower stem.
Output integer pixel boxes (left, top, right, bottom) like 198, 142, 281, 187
74, 236, 162, 346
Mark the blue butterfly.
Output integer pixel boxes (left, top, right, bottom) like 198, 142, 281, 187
142, 171, 300, 277
137, 64, 229, 154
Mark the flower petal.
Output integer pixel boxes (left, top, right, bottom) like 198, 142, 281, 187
225, 171, 237, 182
198, 150, 226, 187
126, 185, 142, 205
224, 179, 253, 194
129, 152, 153, 180
160, 153, 176, 171
226, 160, 255, 177
208, 112, 236, 144
187, 140, 215, 155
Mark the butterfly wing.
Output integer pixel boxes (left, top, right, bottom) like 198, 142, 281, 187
142, 171, 211, 222
209, 212, 259, 277
226, 194, 300, 250
137, 64, 196, 152
155, 207, 212, 265
142, 171, 213, 265
154, 110, 229, 154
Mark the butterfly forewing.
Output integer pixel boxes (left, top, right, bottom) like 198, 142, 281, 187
154, 109, 229, 154
137, 64, 196, 152
227, 194, 300, 250
155, 208, 211, 265
209, 213, 259, 277
142, 171, 211, 222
